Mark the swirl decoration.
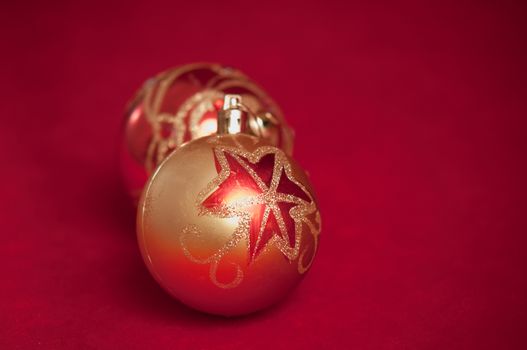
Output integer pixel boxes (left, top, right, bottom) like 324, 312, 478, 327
140, 65, 284, 174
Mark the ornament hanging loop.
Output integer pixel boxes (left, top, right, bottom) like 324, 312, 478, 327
218, 94, 245, 135
217, 94, 266, 137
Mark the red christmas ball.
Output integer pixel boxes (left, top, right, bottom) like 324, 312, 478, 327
121, 63, 294, 203
137, 133, 321, 316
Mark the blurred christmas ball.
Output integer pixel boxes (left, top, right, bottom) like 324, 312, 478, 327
121, 63, 294, 202
137, 130, 320, 316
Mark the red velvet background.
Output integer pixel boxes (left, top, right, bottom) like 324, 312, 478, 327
1, 0, 526, 348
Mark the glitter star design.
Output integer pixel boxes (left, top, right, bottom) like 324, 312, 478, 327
198, 145, 315, 263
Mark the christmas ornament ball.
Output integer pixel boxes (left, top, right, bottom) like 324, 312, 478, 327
121, 63, 294, 202
137, 133, 321, 316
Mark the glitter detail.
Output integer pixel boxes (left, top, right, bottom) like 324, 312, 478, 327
138, 64, 290, 174
143, 88, 223, 173
180, 138, 321, 288
181, 225, 244, 289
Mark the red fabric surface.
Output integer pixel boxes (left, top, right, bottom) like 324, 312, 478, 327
1, 0, 526, 348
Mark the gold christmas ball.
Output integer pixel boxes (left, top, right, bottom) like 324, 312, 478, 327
137, 132, 321, 316
121, 63, 294, 202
